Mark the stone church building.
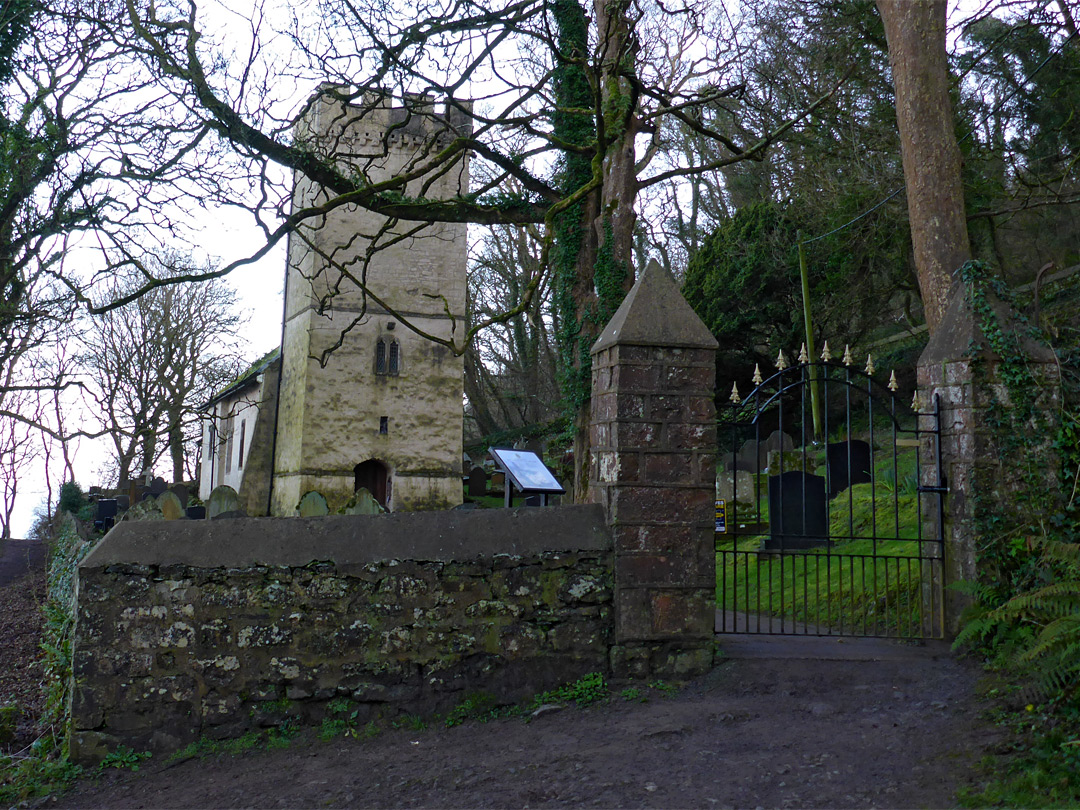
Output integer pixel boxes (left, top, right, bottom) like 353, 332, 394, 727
199, 91, 470, 515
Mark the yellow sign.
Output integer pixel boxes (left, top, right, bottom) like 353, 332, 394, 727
715, 499, 727, 533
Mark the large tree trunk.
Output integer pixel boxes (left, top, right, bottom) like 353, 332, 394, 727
563, 0, 638, 503
167, 405, 184, 482
876, 0, 970, 334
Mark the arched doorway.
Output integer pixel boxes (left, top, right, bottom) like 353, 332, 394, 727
354, 459, 389, 508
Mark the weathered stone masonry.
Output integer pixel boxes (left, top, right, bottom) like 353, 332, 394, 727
70, 506, 612, 762
918, 284, 1061, 635
590, 260, 718, 678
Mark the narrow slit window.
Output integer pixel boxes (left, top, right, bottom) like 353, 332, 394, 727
375, 338, 387, 374
238, 420, 246, 469
379, 416, 388, 435
388, 340, 399, 375
224, 416, 234, 474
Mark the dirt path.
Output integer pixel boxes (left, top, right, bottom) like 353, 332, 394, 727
0, 537, 46, 758
55, 637, 998, 809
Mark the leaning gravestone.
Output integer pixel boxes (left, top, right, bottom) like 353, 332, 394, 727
158, 491, 185, 521
826, 440, 873, 498
736, 439, 763, 472
297, 490, 329, 517
716, 469, 755, 505
722, 450, 756, 473
207, 485, 244, 519
467, 466, 487, 498
123, 496, 164, 522
766, 470, 828, 551
764, 430, 795, 454
340, 488, 385, 515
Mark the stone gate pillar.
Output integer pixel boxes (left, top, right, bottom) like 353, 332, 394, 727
918, 280, 1061, 636
590, 259, 718, 679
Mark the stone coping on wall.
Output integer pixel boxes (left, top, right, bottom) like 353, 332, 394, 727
80, 504, 611, 571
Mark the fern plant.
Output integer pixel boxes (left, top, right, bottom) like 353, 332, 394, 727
957, 542, 1080, 700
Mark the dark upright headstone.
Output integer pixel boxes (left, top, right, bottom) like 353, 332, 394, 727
467, 466, 487, 498
168, 484, 189, 508
149, 476, 167, 496
826, 440, 872, 498
766, 471, 828, 550
116, 494, 130, 511
94, 499, 118, 532
186, 505, 207, 520
524, 495, 542, 507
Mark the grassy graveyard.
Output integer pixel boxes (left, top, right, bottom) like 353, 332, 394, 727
716, 445, 932, 636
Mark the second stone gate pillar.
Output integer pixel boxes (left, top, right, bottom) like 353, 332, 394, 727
590, 259, 718, 678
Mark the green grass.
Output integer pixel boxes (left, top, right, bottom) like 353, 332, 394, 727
717, 446, 934, 636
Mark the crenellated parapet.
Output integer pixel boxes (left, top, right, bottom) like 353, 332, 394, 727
297, 86, 472, 156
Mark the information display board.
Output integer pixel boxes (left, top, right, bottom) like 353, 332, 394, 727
489, 448, 565, 494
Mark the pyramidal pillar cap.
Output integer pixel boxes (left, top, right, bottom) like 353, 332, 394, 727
591, 259, 718, 354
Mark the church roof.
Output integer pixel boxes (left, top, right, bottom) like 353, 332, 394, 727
203, 346, 281, 409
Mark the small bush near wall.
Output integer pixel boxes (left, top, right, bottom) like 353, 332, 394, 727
70, 506, 614, 763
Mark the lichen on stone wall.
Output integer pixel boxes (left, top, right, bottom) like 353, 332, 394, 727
70, 550, 613, 763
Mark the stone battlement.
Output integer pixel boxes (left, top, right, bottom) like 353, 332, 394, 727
303, 86, 472, 149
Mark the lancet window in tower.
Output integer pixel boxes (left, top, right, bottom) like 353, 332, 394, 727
375, 338, 387, 374
388, 340, 399, 374
376, 338, 400, 376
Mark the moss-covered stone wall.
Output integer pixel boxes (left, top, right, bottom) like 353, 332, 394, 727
69, 506, 612, 763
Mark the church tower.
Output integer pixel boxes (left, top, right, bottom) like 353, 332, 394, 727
269, 91, 470, 514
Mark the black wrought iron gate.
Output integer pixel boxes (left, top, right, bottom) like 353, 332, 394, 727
715, 352, 946, 639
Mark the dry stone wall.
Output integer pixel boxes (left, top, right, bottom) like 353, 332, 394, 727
70, 506, 612, 763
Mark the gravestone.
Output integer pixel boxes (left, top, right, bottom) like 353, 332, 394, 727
716, 469, 755, 505
767, 449, 818, 475
149, 476, 167, 496
168, 484, 189, 509
826, 440, 872, 498
207, 485, 244, 519
124, 497, 163, 522
340, 488, 385, 515
764, 430, 795, 454
766, 470, 828, 551
297, 490, 329, 517
94, 499, 118, 532
489, 471, 505, 494
467, 466, 487, 498
723, 453, 756, 473
185, 505, 206, 520
115, 494, 130, 512
158, 491, 185, 521
737, 439, 764, 472
524, 495, 542, 507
